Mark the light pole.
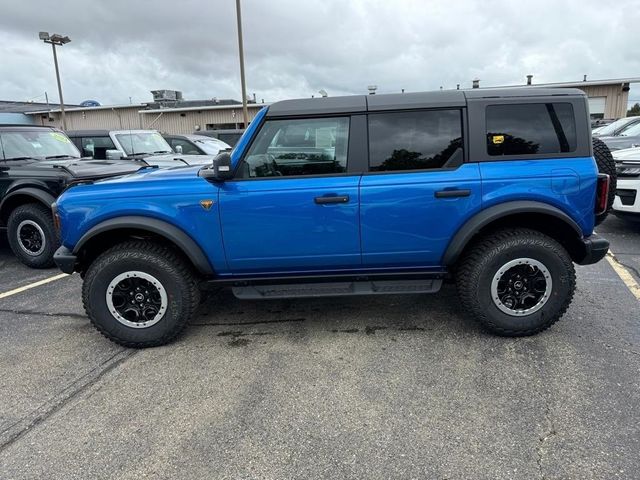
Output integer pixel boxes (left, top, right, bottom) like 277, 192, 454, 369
39, 32, 71, 130
235, 0, 249, 128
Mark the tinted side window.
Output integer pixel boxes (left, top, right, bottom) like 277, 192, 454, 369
171, 138, 200, 155
368, 110, 463, 172
81, 136, 116, 159
218, 133, 242, 146
486, 103, 577, 156
241, 117, 349, 178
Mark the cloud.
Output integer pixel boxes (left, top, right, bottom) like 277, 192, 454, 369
0, 0, 638, 105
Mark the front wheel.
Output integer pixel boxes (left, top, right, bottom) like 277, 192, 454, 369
456, 228, 576, 336
82, 241, 201, 348
7, 203, 59, 268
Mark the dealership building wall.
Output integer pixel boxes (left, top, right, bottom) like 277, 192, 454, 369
21, 77, 640, 131
505, 77, 638, 119
543, 82, 632, 119
27, 103, 266, 133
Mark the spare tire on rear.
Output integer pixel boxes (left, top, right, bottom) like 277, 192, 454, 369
592, 137, 617, 226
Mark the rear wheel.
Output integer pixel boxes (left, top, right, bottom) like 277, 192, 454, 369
593, 137, 617, 226
456, 228, 576, 336
82, 241, 201, 348
7, 203, 59, 268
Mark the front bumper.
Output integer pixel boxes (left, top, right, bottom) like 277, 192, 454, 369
577, 234, 609, 265
54, 246, 77, 274
612, 177, 640, 216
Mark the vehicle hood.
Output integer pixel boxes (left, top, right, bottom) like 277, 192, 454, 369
39, 158, 144, 179
599, 135, 640, 151
135, 153, 215, 167
612, 147, 640, 162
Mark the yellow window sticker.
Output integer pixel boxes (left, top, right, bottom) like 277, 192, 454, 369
50, 132, 71, 143
492, 135, 505, 145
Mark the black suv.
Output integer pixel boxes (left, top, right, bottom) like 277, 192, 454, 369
0, 125, 142, 268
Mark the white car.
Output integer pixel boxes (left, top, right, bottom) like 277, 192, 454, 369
612, 147, 640, 221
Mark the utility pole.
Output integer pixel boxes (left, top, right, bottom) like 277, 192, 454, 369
235, 0, 249, 128
39, 32, 71, 130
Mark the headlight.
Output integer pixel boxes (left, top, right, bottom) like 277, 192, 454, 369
616, 163, 640, 177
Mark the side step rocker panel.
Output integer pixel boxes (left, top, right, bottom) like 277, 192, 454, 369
232, 279, 443, 300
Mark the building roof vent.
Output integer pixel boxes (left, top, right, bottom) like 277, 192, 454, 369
150, 90, 183, 103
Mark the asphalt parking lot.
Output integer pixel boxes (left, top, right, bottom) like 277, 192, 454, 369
0, 217, 638, 480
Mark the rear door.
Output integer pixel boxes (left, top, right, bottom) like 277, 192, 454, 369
359, 109, 482, 268
218, 115, 364, 274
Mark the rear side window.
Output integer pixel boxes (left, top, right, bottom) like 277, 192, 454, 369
486, 103, 577, 156
368, 110, 463, 172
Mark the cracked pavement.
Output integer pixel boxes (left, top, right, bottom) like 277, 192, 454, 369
0, 216, 639, 479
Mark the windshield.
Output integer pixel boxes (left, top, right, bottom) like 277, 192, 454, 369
0, 130, 80, 160
193, 138, 231, 155
620, 122, 640, 137
597, 118, 639, 136
115, 132, 172, 156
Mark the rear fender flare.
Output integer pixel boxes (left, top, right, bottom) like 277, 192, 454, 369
442, 201, 583, 266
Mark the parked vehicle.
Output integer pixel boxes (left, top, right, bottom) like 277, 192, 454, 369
163, 134, 231, 156
196, 129, 245, 147
599, 122, 640, 151
592, 116, 640, 137
54, 88, 613, 347
0, 125, 143, 268
611, 147, 640, 221
591, 118, 615, 132
66, 129, 215, 167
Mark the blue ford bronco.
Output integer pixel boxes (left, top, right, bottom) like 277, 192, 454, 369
53, 88, 613, 347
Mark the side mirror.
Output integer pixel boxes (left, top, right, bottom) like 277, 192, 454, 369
106, 149, 124, 160
175, 145, 183, 154
199, 151, 234, 181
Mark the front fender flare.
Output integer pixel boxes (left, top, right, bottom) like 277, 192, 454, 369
74, 216, 214, 275
0, 187, 56, 216
441, 200, 583, 266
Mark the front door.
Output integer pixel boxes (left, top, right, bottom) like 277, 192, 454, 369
219, 116, 361, 274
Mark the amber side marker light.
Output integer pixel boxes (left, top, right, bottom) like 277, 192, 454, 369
52, 203, 61, 233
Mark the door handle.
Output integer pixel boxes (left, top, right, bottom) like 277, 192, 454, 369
314, 195, 350, 205
434, 189, 471, 199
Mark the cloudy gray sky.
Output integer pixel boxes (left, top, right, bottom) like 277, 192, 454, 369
0, 0, 638, 106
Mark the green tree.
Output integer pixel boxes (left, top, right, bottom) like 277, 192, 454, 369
628, 103, 640, 117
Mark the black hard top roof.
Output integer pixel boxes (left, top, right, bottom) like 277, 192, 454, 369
0, 124, 58, 130
66, 129, 110, 136
163, 133, 218, 140
266, 87, 586, 117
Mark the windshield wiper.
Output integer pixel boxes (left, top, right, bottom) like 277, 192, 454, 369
4, 156, 39, 161
45, 154, 78, 159
153, 150, 172, 154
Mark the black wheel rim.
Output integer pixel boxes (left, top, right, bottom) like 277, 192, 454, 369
491, 258, 552, 316
17, 220, 46, 256
106, 271, 168, 328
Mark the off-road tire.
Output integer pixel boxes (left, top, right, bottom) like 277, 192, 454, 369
7, 203, 59, 268
456, 228, 576, 336
593, 137, 617, 226
82, 241, 201, 348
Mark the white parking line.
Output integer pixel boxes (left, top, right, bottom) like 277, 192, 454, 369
606, 252, 640, 302
0, 273, 69, 300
